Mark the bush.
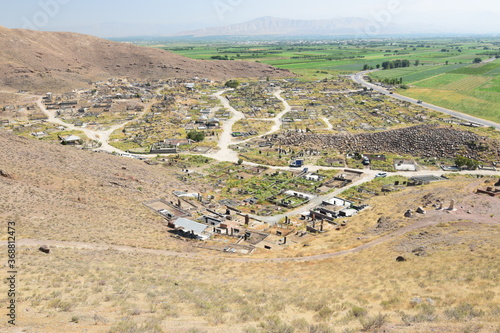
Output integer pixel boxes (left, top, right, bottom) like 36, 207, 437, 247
259, 315, 295, 333
307, 323, 336, 333
108, 320, 139, 333
445, 303, 484, 321
225, 80, 240, 89
314, 305, 334, 321
360, 313, 387, 331
455, 155, 479, 170
350, 306, 368, 318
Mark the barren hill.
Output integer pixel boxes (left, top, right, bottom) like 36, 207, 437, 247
0, 130, 194, 249
0, 26, 291, 91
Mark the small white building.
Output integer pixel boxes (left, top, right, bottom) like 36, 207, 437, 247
172, 218, 210, 240
322, 197, 352, 208
339, 208, 358, 217
61, 135, 82, 145
394, 159, 417, 171
304, 174, 323, 182
284, 191, 316, 201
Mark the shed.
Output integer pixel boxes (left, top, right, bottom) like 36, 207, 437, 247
61, 135, 82, 145
172, 218, 209, 240
394, 159, 417, 171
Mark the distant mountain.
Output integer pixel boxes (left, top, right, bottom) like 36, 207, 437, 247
0, 26, 291, 91
176, 16, 376, 37
52, 22, 208, 38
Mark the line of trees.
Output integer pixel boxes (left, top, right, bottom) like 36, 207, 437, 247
381, 59, 411, 69
382, 78, 403, 85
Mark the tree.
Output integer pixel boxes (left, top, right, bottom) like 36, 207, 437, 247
187, 131, 205, 142
455, 155, 479, 170
225, 80, 240, 89
473, 58, 482, 64
414, 60, 420, 66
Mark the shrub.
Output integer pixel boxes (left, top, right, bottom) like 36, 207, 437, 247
225, 80, 240, 89
308, 323, 336, 333
360, 313, 387, 331
315, 305, 334, 321
350, 306, 368, 318
108, 319, 139, 333
259, 315, 295, 333
445, 303, 484, 321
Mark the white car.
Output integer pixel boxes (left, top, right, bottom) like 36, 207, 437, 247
375, 172, 388, 178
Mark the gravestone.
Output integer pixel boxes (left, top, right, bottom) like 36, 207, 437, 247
448, 199, 457, 211
416, 207, 426, 214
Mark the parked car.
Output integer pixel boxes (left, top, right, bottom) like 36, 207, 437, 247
375, 172, 388, 178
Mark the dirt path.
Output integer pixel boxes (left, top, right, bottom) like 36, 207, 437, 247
35, 88, 162, 154
4, 217, 497, 263
208, 89, 292, 149
322, 117, 333, 130
205, 89, 246, 162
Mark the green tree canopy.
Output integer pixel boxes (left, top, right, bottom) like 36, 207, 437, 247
225, 80, 240, 89
187, 131, 205, 142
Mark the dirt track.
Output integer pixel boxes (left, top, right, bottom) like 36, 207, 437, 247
4, 214, 497, 263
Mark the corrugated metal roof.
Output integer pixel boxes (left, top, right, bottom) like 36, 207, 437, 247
174, 218, 207, 235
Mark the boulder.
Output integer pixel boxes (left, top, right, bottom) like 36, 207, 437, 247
39, 245, 50, 254
0, 170, 14, 179
416, 207, 426, 214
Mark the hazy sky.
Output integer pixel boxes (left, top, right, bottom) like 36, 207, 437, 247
1, 0, 499, 37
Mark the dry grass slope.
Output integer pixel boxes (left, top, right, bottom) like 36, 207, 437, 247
0, 131, 194, 250
0, 26, 292, 92
0, 132, 499, 333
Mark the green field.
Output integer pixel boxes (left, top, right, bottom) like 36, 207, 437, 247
150, 38, 500, 79
370, 63, 470, 84
394, 60, 500, 123
142, 37, 500, 123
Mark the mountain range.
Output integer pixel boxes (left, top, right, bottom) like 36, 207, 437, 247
176, 16, 387, 37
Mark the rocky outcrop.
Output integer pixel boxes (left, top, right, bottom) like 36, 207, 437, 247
265, 125, 499, 160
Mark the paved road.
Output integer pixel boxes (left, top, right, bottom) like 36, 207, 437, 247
351, 69, 500, 130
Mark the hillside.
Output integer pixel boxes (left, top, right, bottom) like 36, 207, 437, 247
0, 131, 194, 250
177, 16, 372, 37
0, 26, 291, 91
1, 129, 499, 332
